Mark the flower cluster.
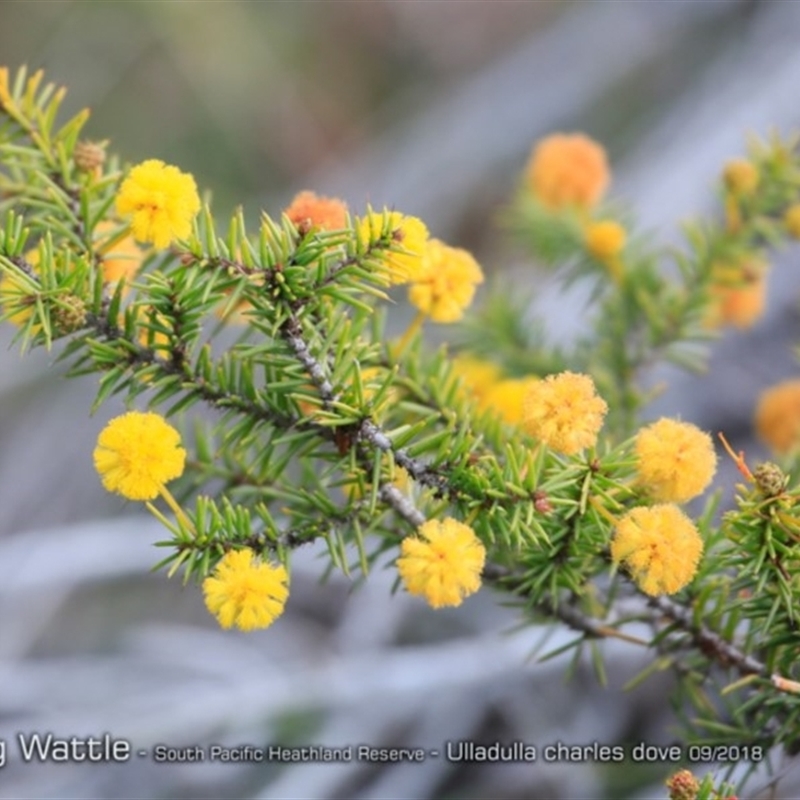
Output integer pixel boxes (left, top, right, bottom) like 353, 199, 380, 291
634, 418, 717, 503
284, 190, 348, 233
723, 158, 759, 196
755, 379, 800, 455
115, 159, 200, 249
584, 219, 626, 282
202, 548, 289, 631
705, 257, 768, 330
17, 71, 800, 796
611, 504, 703, 596
358, 209, 429, 284
93, 411, 186, 501
397, 518, 486, 608
585, 220, 626, 262
408, 238, 484, 323
522, 371, 607, 455
525, 133, 609, 210
20, 73, 800, 797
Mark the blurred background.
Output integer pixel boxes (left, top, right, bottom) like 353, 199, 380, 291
2, 1, 800, 798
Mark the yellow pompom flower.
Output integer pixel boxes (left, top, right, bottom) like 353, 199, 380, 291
284, 190, 348, 233
635, 418, 717, 503
526, 133, 610, 210
408, 239, 484, 323
611, 504, 703, 596
707, 276, 766, 330
115, 159, 201, 249
203, 548, 289, 631
705, 258, 768, 330
397, 518, 486, 609
755, 380, 800, 455
585, 220, 626, 261
784, 204, 800, 239
585, 219, 626, 276
93, 411, 186, 501
723, 158, 759, 195
522, 371, 608, 455
358, 210, 429, 284
480, 377, 539, 425
585, 220, 626, 282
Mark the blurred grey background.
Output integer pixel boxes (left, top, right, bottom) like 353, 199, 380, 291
2, 1, 800, 798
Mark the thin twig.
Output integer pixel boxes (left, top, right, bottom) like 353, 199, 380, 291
358, 418, 448, 494
281, 315, 335, 407
279, 311, 429, 529
378, 482, 425, 528
649, 595, 767, 677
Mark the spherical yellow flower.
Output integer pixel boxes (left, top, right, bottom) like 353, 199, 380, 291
358, 210, 429, 284
707, 276, 766, 330
93, 411, 186, 501
526, 133, 610, 210
723, 158, 759, 195
611, 504, 703, 596
480, 377, 539, 425
408, 239, 484, 323
705, 258, 768, 330
585, 220, 626, 261
755, 380, 800, 455
397, 517, 486, 609
635, 418, 717, 503
115, 159, 201, 249
522, 371, 607, 455
203, 548, 289, 631
284, 190, 348, 233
